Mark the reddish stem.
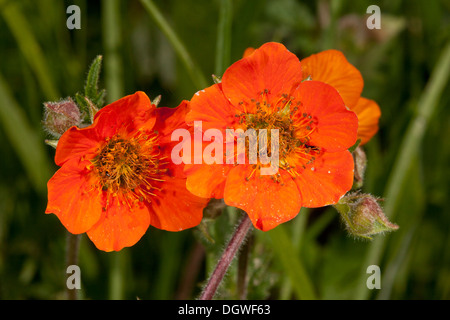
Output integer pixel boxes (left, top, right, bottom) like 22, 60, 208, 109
199, 215, 252, 300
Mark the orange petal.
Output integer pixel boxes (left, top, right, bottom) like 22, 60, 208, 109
55, 126, 101, 166
222, 42, 303, 106
46, 159, 103, 234
295, 81, 358, 152
185, 162, 233, 199
293, 151, 354, 208
351, 97, 381, 145
223, 165, 302, 231
153, 100, 191, 145
86, 198, 151, 252
152, 100, 194, 179
186, 83, 237, 131
93, 91, 156, 137
242, 47, 255, 58
301, 50, 363, 108
148, 176, 208, 231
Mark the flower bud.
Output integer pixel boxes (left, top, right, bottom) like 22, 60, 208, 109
334, 193, 398, 240
203, 198, 226, 220
353, 146, 367, 189
43, 98, 81, 137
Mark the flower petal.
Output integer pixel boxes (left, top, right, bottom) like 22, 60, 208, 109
93, 91, 156, 137
46, 159, 103, 234
149, 176, 208, 231
301, 50, 364, 108
153, 100, 191, 144
152, 100, 193, 179
54, 126, 101, 166
186, 83, 237, 131
242, 47, 255, 58
295, 80, 358, 152
86, 198, 151, 252
222, 42, 303, 106
293, 151, 354, 208
224, 165, 302, 231
351, 97, 381, 145
185, 162, 233, 199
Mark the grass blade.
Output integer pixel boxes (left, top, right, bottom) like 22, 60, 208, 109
102, 0, 124, 103
140, 0, 208, 90
0, 73, 52, 193
354, 41, 450, 299
215, 0, 233, 76
0, 0, 59, 100
265, 224, 317, 300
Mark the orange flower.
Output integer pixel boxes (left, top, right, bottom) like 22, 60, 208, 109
185, 42, 358, 231
46, 92, 208, 252
300, 50, 381, 145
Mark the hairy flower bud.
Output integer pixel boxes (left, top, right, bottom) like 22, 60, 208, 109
43, 98, 81, 137
353, 146, 367, 189
334, 193, 399, 240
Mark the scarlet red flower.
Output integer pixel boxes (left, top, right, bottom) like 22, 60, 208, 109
300, 50, 381, 145
46, 92, 208, 252
185, 42, 358, 231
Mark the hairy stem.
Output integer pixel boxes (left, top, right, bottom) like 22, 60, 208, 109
237, 232, 252, 300
199, 214, 252, 300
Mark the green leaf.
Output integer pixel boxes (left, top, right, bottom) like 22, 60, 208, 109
84, 55, 105, 107
348, 138, 362, 153
264, 225, 318, 300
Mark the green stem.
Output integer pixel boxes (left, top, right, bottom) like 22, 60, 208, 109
215, 0, 233, 77
102, 0, 124, 102
65, 233, 81, 300
354, 41, 450, 299
140, 0, 208, 90
108, 251, 129, 300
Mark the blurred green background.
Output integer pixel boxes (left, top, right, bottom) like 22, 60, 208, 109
0, 0, 449, 300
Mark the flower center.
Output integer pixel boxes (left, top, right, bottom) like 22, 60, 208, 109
90, 130, 166, 208
235, 89, 321, 182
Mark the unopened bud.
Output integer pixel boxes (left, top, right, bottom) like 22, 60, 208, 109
43, 98, 81, 137
334, 193, 399, 240
353, 146, 367, 189
203, 198, 226, 220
